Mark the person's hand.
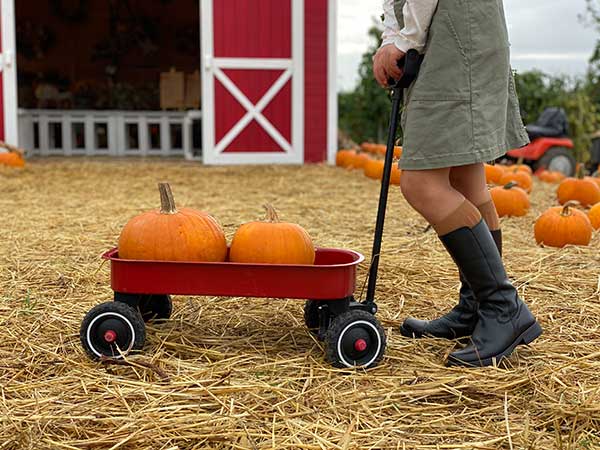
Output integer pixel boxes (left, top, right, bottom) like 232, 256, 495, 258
373, 45, 405, 88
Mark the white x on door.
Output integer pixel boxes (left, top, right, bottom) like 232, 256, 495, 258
0, 0, 17, 145
201, 0, 304, 164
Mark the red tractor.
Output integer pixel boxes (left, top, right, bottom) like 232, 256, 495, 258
501, 107, 577, 176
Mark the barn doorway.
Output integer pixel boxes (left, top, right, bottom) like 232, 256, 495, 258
15, 0, 202, 158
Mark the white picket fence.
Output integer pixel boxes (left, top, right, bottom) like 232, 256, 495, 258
18, 109, 203, 159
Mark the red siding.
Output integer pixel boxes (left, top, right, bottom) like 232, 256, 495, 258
304, 0, 329, 163
213, 0, 291, 58
0, 0, 4, 141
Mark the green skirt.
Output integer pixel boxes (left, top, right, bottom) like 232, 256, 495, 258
395, 0, 530, 170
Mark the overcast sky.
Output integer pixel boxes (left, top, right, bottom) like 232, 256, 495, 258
338, 0, 599, 91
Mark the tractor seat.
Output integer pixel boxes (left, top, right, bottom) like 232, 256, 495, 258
526, 107, 568, 141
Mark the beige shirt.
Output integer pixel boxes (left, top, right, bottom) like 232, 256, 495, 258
381, 0, 439, 53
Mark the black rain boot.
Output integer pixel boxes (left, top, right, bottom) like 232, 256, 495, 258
400, 230, 502, 340
440, 221, 542, 367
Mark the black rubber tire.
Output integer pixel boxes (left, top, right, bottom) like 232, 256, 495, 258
80, 301, 146, 361
536, 147, 577, 177
303, 300, 321, 335
138, 295, 173, 322
324, 310, 386, 369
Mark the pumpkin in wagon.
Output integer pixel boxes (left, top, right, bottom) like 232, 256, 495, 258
490, 182, 530, 217
118, 183, 227, 262
230, 205, 315, 265
534, 201, 593, 248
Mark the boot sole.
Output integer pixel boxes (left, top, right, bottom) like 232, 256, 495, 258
400, 324, 472, 342
447, 321, 543, 368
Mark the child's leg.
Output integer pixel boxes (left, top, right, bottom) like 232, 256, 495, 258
449, 163, 499, 232
400, 168, 481, 235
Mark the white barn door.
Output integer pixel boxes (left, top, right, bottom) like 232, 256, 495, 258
0, 0, 17, 145
201, 0, 304, 165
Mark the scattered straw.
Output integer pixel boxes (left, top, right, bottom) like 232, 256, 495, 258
0, 158, 599, 448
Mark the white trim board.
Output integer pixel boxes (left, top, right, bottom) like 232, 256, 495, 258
327, 0, 338, 165
1, 0, 18, 145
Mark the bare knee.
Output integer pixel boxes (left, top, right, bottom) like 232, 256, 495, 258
401, 171, 445, 211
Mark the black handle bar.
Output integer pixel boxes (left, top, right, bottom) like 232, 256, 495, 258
387, 49, 424, 90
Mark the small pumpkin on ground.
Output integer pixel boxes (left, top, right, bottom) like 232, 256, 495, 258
514, 164, 532, 175
393, 146, 403, 158
534, 201, 593, 248
364, 159, 384, 180
390, 165, 402, 185
499, 168, 533, 193
0, 142, 26, 168
484, 163, 505, 185
335, 150, 356, 168
589, 203, 600, 230
538, 170, 565, 184
557, 165, 600, 208
230, 205, 315, 265
348, 152, 370, 170
118, 183, 227, 262
490, 182, 530, 217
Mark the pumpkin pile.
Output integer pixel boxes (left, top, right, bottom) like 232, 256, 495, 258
118, 184, 316, 265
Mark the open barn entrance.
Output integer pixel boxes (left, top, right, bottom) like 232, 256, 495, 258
15, 0, 202, 158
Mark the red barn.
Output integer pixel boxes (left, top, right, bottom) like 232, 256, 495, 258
0, 0, 337, 164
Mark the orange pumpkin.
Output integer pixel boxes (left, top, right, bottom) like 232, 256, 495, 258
589, 203, 600, 230
490, 182, 530, 217
499, 169, 533, 193
374, 144, 387, 155
515, 164, 532, 174
485, 164, 505, 185
586, 172, 600, 188
118, 183, 227, 262
364, 159, 384, 180
538, 170, 565, 184
534, 201, 593, 248
336, 150, 356, 168
393, 146, 403, 158
557, 166, 600, 208
390, 166, 402, 185
230, 205, 315, 265
0, 151, 25, 168
348, 152, 370, 170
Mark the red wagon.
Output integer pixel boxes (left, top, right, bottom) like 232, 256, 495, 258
80, 247, 387, 369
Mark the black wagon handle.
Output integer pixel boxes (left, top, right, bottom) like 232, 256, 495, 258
364, 49, 423, 310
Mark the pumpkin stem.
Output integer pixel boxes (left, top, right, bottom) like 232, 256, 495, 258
158, 183, 178, 214
517, 157, 524, 166
561, 200, 580, 217
263, 204, 280, 223
503, 181, 519, 190
576, 163, 585, 179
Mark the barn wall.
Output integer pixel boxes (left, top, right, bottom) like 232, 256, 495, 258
303, 0, 329, 163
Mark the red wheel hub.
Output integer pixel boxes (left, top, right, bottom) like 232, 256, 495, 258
354, 338, 368, 352
104, 330, 117, 343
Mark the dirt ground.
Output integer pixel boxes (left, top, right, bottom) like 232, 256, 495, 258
1, 159, 599, 449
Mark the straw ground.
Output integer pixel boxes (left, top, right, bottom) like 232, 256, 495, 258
1, 159, 599, 449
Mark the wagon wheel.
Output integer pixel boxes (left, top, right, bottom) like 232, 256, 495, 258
303, 300, 322, 336
325, 310, 386, 369
80, 301, 146, 360
138, 295, 173, 322
114, 293, 173, 322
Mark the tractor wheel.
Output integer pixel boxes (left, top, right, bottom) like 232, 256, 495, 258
536, 147, 576, 177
